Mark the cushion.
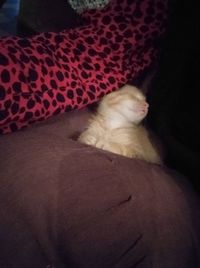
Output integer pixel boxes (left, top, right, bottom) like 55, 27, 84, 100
0, 0, 168, 134
0, 109, 200, 267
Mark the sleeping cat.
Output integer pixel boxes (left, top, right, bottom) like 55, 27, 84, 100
78, 84, 162, 164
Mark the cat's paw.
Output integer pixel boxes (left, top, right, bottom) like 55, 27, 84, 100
78, 133, 97, 146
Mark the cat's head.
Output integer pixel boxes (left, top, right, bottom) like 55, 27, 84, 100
98, 85, 149, 125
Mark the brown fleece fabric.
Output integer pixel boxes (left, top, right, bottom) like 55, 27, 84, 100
0, 109, 200, 268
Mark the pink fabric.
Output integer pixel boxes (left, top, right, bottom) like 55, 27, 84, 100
0, 0, 168, 134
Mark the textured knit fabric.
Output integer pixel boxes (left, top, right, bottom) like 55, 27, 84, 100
68, 0, 110, 12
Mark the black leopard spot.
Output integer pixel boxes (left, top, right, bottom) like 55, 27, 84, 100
133, 7, 143, 18
88, 92, 95, 100
77, 43, 86, 52
83, 62, 93, 70
156, 13, 163, 21
53, 108, 61, 115
13, 82, 21, 93
18, 72, 26, 83
19, 107, 25, 114
24, 48, 33, 55
41, 66, 48, 75
20, 54, 29, 63
23, 112, 33, 121
41, 84, 48, 92
119, 24, 127, 31
135, 33, 143, 41
83, 98, 88, 105
1, 69, 10, 83
11, 102, 19, 115
102, 15, 111, 25
30, 56, 39, 65
0, 86, 6, 100
69, 32, 79, 40
89, 85, 96, 93
30, 83, 37, 89
36, 36, 45, 42
56, 93, 65, 102
76, 88, 83, 96
60, 87, 66, 92
71, 81, 77, 88
100, 83, 107, 89
56, 71, 64, 81
103, 47, 111, 55
140, 25, 149, 33
85, 37, 95, 45
11, 68, 16, 75
88, 49, 97, 57
67, 90, 74, 99
35, 110, 40, 117
28, 68, 38, 81
36, 46, 44, 54
27, 99, 35, 109
4, 100, 12, 109
124, 29, 133, 38
64, 71, 69, 78
100, 37, 107, 45
7, 46, 17, 53
115, 35, 123, 43
50, 80, 57, 89
81, 71, 88, 79
108, 77, 116, 84
109, 24, 117, 31
96, 74, 103, 80
0, 53, 9, 66
111, 44, 120, 51
65, 105, 72, 112
35, 95, 41, 103
146, 6, 155, 15
77, 97, 82, 104
111, 56, 120, 61
47, 90, 54, 98
8, 53, 17, 64
104, 67, 110, 74
44, 32, 52, 39
94, 63, 100, 71
45, 57, 54, 67
10, 123, 18, 132
55, 35, 64, 43
114, 15, 124, 23
73, 48, 82, 56
144, 16, 154, 24
0, 110, 9, 121
43, 100, 50, 109
18, 39, 31, 47
52, 99, 57, 107
106, 32, 113, 39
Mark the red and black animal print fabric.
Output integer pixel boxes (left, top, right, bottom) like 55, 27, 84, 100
0, 0, 168, 134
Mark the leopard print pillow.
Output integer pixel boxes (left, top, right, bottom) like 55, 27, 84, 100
0, 0, 168, 134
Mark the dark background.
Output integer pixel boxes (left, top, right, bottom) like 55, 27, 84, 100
147, 0, 200, 192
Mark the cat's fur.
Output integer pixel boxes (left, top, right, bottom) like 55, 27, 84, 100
78, 85, 161, 164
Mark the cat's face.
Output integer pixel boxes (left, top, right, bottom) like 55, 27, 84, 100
99, 85, 149, 124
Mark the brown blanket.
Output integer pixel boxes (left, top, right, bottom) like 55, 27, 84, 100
0, 109, 200, 268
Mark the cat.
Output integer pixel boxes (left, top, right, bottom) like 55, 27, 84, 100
78, 84, 162, 164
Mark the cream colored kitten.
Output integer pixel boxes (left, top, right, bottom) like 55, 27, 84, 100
78, 84, 161, 164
